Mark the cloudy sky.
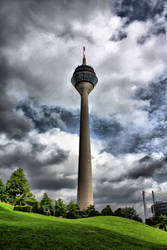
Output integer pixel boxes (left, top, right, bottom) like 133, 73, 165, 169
1, 0, 167, 217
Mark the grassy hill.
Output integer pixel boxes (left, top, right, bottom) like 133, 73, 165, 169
0, 202, 167, 250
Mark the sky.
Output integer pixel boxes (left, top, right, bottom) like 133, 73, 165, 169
1, 0, 167, 218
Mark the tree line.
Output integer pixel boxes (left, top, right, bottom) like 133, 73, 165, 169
0, 168, 142, 221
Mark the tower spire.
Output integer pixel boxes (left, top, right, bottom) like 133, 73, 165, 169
82, 46, 86, 65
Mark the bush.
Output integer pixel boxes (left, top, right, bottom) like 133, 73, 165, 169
146, 216, 161, 226
146, 215, 167, 228
79, 209, 89, 218
14, 205, 32, 212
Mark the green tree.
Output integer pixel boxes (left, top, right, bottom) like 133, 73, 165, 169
66, 202, 80, 219
15, 192, 35, 206
114, 208, 122, 217
0, 178, 5, 201
114, 207, 142, 222
40, 193, 54, 215
55, 198, 67, 217
5, 168, 30, 202
85, 205, 100, 217
101, 205, 113, 216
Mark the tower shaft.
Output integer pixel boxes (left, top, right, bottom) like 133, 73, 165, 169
71, 47, 98, 210
76, 82, 93, 209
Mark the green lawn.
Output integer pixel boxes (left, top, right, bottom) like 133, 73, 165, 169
0, 202, 167, 250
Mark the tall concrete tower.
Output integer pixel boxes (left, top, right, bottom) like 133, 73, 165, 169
71, 47, 98, 210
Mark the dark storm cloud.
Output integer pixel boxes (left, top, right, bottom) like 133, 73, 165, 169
127, 156, 167, 180
114, 0, 165, 23
137, 21, 166, 45
33, 177, 75, 190
107, 155, 167, 183
16, 76, 167, 158
0, 56, 33, 139
137, 35, 150, 45
114, 0, 167, 45
109, 29, 127, 42
136, 77, 167, 154
0, 1, 35, 139
19, 98, 149, 156
19, 98, 124, 144
0, 0, 97, 47
45, 149, 70, 165
57, 25, 95, 44
0, 140, 71, 190
17, 98, 151, 156
18, 98, 80, 134
91, 116, 143, 155
0, 144, 69, 170
104, 132, 147, 155
91, 115, 122, 139
19, 98, 132, 155
94, 181, 141, 205
100, 77, 167, 156
0, 0, 100, 139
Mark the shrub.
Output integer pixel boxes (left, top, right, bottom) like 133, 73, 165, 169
146, 216, 160, 226
146, 215, 167, 228
14, 205, 32, 212
79, 209, 89, 218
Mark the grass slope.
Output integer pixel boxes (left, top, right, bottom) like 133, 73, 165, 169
0, 203, 167, 250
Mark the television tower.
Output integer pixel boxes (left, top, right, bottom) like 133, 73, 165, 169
71, 47, 98, 209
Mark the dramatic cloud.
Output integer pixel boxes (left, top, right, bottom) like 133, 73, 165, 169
114, 0, 165, 23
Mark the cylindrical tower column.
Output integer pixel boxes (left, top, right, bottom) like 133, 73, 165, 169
77, 82, 93, 209
71, 47, 98, 210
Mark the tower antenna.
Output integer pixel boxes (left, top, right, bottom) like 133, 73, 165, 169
82, 46, 86, 65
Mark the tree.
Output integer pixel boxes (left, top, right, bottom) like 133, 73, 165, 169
114, 208, 122, 217
15, 192, 35, 206
0, 178, 5, 201
85, 205, 100, 217
5, 168, 30, 202
66, 202, 80, 219
55, 198, 67, 217
101, 205, 113, 216
40, 193, 54, 215
114, 207, 142, 222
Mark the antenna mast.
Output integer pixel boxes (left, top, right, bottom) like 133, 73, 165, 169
142, 191, 147, 223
